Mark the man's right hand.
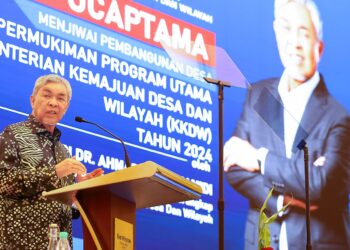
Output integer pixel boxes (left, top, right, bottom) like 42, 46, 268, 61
284, 195, 319, 212
223, 136, 260, 172
55, 157, 87, 178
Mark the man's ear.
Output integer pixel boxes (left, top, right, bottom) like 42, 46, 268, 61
315, 40, 324, 63
273, 20, 278, 35
273, 20, 281, 44
64, 102, 70, 115
30, 95, 34, 109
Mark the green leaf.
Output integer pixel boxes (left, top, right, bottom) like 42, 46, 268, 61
258, 187, 291, 249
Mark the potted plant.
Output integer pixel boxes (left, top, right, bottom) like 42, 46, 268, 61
258, 187, 290, 250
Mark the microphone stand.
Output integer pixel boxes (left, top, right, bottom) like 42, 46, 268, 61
75, 116, 131, 168
204, 77, 231, 250
297, 139, 312, 250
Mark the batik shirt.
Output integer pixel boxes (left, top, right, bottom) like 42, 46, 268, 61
0, 115, 74, 249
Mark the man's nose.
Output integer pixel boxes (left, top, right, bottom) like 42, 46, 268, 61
48, 98, 58, 107
288, 29, 302, 48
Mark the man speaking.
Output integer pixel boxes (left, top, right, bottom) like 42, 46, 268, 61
0, 74, 103, 249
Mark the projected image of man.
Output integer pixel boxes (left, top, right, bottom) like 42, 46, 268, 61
224, 0, 350, 249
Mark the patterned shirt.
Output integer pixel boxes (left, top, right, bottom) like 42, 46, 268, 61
0, 115, 74, 249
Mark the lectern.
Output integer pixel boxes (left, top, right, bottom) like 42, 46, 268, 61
43, 161, 202, 250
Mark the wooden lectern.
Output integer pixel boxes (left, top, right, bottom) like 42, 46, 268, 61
43, 161, 202, 250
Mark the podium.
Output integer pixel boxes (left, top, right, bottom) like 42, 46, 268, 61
43, 161, 202, 250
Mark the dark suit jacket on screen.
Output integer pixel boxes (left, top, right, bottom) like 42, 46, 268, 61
226, 76, 350, 250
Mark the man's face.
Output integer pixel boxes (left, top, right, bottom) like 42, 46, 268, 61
30, 82, 69, 133
274, 2, 323, 83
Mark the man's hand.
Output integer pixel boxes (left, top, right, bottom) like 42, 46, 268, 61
223, 136, 260, 172
284, 194, 319, 211
55, 156, 87, 178
76, 168, 104, 182
313, 156, 326, 167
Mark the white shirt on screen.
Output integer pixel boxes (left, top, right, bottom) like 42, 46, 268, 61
277, 71, 320, 250
260, 71, 320, 249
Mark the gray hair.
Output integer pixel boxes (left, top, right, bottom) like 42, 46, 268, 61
32, 74, 72, 102
274, 0, 323, 40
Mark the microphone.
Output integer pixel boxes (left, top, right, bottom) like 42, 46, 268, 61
75, 116, 131, 168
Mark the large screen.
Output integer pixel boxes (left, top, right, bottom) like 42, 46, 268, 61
0, 1, 349, 249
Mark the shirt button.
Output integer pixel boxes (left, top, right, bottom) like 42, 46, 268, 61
273, 235, 279, 243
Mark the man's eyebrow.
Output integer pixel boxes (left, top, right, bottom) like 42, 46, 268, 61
276, 18, 289, 25
41, 88, 67, 96
278, 18, 288, 22
41, 89, 52, 93
299, 26, 310, 31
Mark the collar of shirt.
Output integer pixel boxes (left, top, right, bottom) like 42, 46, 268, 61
28, 115, 62, 142
278, 71, 320, 110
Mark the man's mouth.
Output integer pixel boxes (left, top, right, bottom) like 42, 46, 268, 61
289, 53, 304, 64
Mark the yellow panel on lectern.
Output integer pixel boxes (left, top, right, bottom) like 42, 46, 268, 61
114, 218, 133, 250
